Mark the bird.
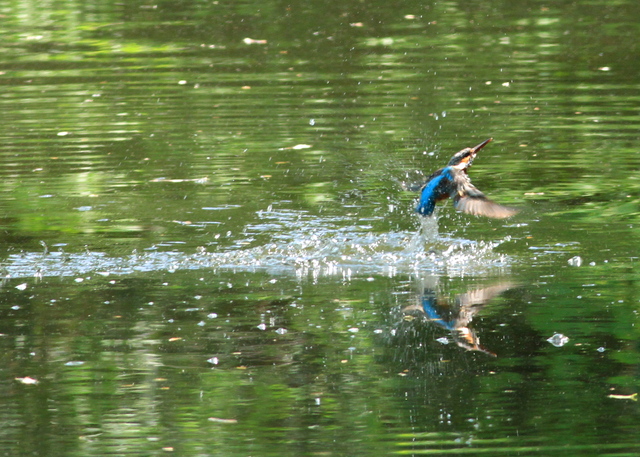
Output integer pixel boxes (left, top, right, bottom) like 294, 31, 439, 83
402, 283, 514, 356
413, 138, 518, 218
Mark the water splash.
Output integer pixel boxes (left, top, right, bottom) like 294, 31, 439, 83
1, 209, 512, 279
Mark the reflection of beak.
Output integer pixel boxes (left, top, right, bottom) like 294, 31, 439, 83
471, 138, 493, 153
455, 328, 497, 357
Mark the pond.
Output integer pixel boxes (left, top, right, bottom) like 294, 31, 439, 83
1, 0, 639, 456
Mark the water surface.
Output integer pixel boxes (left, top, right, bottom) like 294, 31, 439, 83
1, 1, 639, 456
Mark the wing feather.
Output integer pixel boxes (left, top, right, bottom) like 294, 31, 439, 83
453, 181, 517, 218
455, 194, 518, 218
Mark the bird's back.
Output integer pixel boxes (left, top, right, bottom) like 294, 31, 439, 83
416, 167, 454, 216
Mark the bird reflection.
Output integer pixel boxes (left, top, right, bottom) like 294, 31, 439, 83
402, 283, 514, 357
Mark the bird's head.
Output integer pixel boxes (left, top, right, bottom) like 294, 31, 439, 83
447, 138, 493, 170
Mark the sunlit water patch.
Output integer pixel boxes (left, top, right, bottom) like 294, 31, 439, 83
1, 209, 512, 280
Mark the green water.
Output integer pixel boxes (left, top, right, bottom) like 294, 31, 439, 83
1, 1, 639, 456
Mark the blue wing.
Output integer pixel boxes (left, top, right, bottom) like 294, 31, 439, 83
415, 170, 450, 216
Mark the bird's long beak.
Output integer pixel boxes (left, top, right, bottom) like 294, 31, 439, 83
471, 138, 493, 153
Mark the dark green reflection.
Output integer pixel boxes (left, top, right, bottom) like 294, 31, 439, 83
0, 0, 640, 455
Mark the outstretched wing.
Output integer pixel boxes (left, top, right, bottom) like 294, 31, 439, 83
455, 284, 514, 327
453, 183, 518, 219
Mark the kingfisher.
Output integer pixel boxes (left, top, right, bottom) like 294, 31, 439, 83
402, 283, 514, 356
413, 138, 518, 218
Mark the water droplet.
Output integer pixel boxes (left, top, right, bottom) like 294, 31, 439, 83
568, 256, 582, 267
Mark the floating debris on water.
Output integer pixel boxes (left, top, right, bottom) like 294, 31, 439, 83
547, 333, 569, 347
208, 417, 238, 424
607, 393, 637, 401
